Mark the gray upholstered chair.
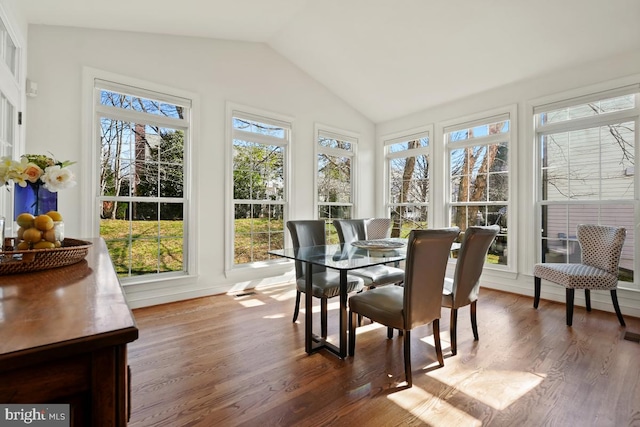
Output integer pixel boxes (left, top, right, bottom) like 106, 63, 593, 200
333, 219, 404, 288
533, 224, 626, 327
442, 225, 500, 355
287, 220, 365, 338
348, 227, 460, 387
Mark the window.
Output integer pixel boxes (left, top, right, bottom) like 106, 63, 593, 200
0, 13, 20, 225
445, 112, 511, 267
385, 130, 431, 238
231, 110, 288, 265
316, 127, 356, 244
0, 92, 16, 219
0, 19, 17, 78
95, 79, 191, 279
535, 87, 639, 287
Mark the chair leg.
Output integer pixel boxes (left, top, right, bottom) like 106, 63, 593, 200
470, 301, 479, 341
450, 308, 458, 356
292, 291, 301, 322
611, 289, 626, 327
433, 318, 444, 367
321, 298, 328, 338
403, 329, 412, 387
348, 310, 357, 356
585, 289, 591, 312
566, 288, 575, 326
387, 327, 394, 339
534, 276, 541, 308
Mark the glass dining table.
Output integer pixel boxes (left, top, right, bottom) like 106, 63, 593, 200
269, 241, 407, 358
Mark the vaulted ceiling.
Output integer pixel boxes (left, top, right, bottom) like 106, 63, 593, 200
16, 0, 640, 123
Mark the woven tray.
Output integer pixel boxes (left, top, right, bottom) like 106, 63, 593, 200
0, 237, 93, 275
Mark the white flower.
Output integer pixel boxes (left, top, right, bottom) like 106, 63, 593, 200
0, 157, 28, 187
41, 165, 77, 192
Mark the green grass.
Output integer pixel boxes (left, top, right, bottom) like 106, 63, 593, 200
100, 219, 184, 276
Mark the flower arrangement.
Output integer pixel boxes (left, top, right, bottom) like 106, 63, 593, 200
0, 153, 76, 192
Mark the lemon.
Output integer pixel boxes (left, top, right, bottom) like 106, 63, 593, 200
22, 227, 43, 243
43, 228, 57, 243
17, 227, 25, 240
16, 241, 31, 250
34, 214, 54, 231
16, 213, 35, 228
45, 211, 63, 222
33, 241, 55, 249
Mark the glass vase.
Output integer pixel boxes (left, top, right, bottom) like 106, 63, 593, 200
14, 182, 58, 220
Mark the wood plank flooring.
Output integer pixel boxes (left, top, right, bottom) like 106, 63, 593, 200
128, 284, 640, 426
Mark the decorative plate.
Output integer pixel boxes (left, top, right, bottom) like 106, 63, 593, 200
351, 239, 405, 250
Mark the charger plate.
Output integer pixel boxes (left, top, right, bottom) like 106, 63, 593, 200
351, 239, 405, 251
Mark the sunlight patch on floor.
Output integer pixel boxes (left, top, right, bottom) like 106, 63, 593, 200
428, 365, 546, 410
237, 298, 265, 308
354, 322, 386, 334
263, 313, 286, 319
387, 385, 482, 426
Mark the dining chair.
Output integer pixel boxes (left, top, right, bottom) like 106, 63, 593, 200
333, 219, 405, 288
533, 224, 626, 327
348, 227, 460, 387
441, 225, 500, 356
287, 220, 365, 338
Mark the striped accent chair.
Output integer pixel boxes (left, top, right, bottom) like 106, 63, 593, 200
533, 224, 626, 327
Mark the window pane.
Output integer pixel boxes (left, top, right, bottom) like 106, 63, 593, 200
388, 153, 429, 203
159, 237, 184, 272
100, 90, 183, 118
388, 134, 430, 239
541, 95, 635, 125
388, 137, 428, 153
234, 202, 285, 264
448, 120, 509, 143
318, 136, 352, 151
542, 122, 634, 201
318, 153, 351, 203
391, 206, 428, 238
233, 117, 285, 139
233, 140, 284, 202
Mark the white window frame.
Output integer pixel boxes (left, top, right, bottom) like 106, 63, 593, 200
533, 85, 640, 290
83, 67, 197, 285
383, 125, 433, 236
443, 105, 517, 272
0, 4, 23, 231
225, 103, 292, 272
315, 123, 358, 240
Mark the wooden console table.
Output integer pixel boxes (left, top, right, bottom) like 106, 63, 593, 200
0, 238, 138, 426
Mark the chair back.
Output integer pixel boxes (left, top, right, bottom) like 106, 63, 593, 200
450, 225, 500, 309
287, 220, 327, 278
403, 227, 460, 329
577, 224, 626, 274
365, 218, 392, 239
333, 219, 367, 245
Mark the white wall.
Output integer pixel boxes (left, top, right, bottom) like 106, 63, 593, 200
25, 25, 375, 307
377, 49, 640, 318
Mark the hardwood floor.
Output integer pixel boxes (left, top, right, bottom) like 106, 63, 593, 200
128, 284, 640, 426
